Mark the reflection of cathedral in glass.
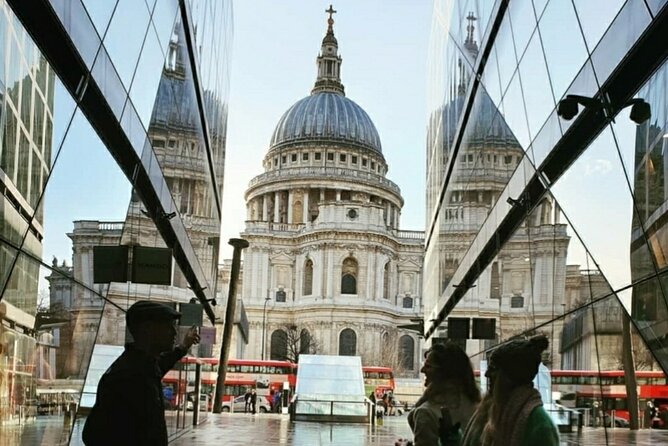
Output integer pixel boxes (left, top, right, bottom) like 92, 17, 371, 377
427, 14, 568, 361
56, 17, 226, 353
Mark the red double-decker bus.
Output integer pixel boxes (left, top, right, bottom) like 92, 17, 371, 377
162, 358, 298, 410
472, 368, 668, 423
551, 369, 668, 421
362, 366, 396, 398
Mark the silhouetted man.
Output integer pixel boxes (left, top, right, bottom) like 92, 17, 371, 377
83, 300, 200, 445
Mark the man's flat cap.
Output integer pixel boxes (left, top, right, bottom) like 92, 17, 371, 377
126, 300, 181, 326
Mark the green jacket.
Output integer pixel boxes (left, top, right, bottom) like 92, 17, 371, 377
460, 406, 559, 446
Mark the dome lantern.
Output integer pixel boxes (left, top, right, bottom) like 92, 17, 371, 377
312, 5, 345, 96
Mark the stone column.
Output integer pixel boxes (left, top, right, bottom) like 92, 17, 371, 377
326, 246, 334, 299
303, 188, 310, 224
320, 188, 325, 201
366, 250, 375, 300
386, 201, 391, 225
246, 200, 252, 220
274, 191, 281, 223
336, 190, 341, 201
287, 189, 293, 223
262, 194, 268, 221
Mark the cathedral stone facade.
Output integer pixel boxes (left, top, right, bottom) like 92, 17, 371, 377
233, 13, 425, 376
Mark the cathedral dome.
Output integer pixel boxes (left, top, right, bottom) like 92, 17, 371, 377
269, 92, 382, 153
430, 90, 520, 154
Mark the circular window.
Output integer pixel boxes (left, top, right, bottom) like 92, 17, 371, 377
347, 209, 358, 220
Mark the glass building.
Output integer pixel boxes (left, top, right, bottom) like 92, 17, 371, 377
0, 0, 232, 444
425, 0, 668, 433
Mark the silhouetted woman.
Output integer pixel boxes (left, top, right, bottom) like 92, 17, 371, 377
407, 342, 481, 445
461, 335, 559, 446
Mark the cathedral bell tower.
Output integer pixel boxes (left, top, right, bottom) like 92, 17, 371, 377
312, 5, 345, 95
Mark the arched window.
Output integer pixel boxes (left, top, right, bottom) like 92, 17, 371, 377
303, 259, 313, 295
383, 262, 390, 299
299, 329, 311, 354
511, 295, 524, 308
399, 335, 415, 370
270, 329, 288, 360
339, 328, 357, 356
341, 257, 358, 294
402, 296, 413, 308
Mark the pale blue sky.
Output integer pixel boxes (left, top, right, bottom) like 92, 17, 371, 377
220, 1, 433, 253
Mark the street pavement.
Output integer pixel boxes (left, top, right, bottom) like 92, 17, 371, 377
3, 412, 668, 445
171, 413, 668, 446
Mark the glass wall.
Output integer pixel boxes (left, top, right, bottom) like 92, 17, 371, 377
0, 0, 232, 444
425, 0, 668, 437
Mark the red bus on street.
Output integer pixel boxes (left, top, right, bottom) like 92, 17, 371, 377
551, 369, 668, 421
362, 366, 395, 398
473, 368, 668, 422
162, 358, 298, 409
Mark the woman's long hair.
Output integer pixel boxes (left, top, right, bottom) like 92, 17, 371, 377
425, 343, 481, 404
479, 369, 515, 446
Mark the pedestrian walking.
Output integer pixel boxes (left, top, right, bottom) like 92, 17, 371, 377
250, 389, 257, 414
244, 389, 252, 413
273, 390, 281, 413
82, 300, 200, 446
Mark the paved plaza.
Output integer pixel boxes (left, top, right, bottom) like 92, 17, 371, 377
171, 413, 668, 446
3, 413, 668, 445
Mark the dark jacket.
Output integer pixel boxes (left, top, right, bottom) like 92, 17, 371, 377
82, 344, 187, 446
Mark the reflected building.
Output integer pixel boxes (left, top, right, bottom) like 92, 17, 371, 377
230, 11, 425, 376
424, 0, 668, 397
427, 12, 569, 367
0, 5, 56, 426
0, 0, 233, 443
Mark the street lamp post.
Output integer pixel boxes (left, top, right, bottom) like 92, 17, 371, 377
261, 297, 271, 360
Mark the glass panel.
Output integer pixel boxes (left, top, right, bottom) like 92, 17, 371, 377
538, 0, 590, 103
102, 0, 151, 90
91, 47, 126, 121
572, 0, 627, 51
481, 47, 503, 112
550, 126, 656, 293
590, 0, 651, 83
147, 18, 221, 288
518, 31, 554, 144
532, 0, 549, 19
49, 0, 102, 70
557, 59, 600, 136
630, 273, 668, 372
530, 109, 562, 167
35, 110, 131, 292
82, 0, 118, 38
500, 71, 530, 150
646, 0, 668, 17
0, 254, 105, 444
128, 26, 163, 129
0, 240, 18, 296
494, 13, 518, 98
612, 58, 668, 276
151, 0, 179, 56
508, 0, 537, 61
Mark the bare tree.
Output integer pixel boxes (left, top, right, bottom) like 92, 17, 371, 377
274, 324, 320, 363
358, 331, 412, 377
